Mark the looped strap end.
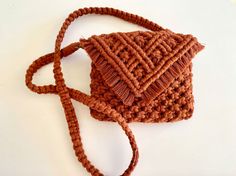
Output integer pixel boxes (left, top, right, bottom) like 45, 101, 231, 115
61, 42, 81, 57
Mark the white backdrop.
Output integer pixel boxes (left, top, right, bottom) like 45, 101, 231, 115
0, 0, 236, 175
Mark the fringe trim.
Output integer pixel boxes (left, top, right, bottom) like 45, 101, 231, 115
142, 42, 204, 102
81, 39, 135, 106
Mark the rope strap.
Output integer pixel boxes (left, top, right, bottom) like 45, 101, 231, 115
25, 7, 162, 175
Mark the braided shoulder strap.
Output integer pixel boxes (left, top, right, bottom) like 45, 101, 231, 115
25, 7, 163, 176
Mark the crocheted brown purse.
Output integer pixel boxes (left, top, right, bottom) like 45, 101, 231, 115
25, 7, 204, 176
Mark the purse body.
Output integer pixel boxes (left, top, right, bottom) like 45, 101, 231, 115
79, 30, 203, 123
90, 62, 194, 123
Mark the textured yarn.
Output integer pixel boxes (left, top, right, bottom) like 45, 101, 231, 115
25, 7, 204, 176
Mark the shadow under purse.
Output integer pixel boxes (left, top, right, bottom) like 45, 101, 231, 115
25, 7, 204, 176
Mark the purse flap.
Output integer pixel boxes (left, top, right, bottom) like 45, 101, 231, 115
80, 30, 204, 106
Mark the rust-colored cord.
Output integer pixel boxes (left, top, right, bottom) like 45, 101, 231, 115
25, 7, 164, 176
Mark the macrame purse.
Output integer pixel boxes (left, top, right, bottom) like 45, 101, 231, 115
25, 7, 204, 176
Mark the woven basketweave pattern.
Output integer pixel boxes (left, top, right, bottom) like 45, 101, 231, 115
25, 7, 204, 176
80, 30, 203, 107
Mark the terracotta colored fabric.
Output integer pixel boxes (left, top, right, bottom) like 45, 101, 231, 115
25, 7, 204, 176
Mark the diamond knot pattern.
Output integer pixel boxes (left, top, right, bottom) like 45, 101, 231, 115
80, 30, 204, 105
